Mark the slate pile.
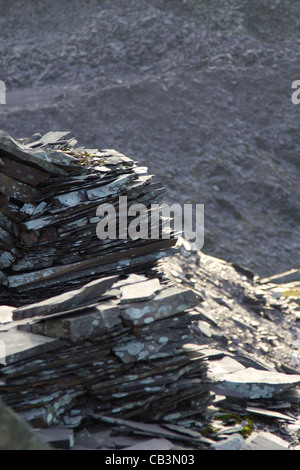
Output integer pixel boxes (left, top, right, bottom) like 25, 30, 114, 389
0, 273, 212, 429
0, 131, 212, 431
160, 240, 300, 450
0, 130, 176, 306
2, 131, 300, 450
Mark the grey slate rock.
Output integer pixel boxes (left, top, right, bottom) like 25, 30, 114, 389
120, 286, 198, 326
34, 427, 74, 449
212, 433, 246, 450
0, 271, 209, 427
39, 302, 122, 341
0, 328, 64, 365
245, 431, 290, 450
120, 278, 161, 303
216, 367, 300, 399
245, 406, 296, 422
3, 129, 300, 449
13, 275, 118, 320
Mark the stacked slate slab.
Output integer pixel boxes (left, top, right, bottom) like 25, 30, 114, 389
0, 274, 212, 428
0, 130, 176, 306
0, 131, 212, 429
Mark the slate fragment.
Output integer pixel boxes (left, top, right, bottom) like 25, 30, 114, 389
0, 172, 41, 203
13, 275, 118, 320
245, 406, 296, 422
0, 328, 64, 365
39, 302, 122, 342
212, 433, 245, 451
245, 431, 290, 450
34, 427, 74, 449
216, 367, 300, 399
120, 278, 161, 303
92, 415, 207, 447
0, 155, 50, 186
259, 269, 300, 285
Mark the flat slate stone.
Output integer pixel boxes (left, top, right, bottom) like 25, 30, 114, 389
34, 427, 74, 449
245, 406, 295, 422
217, 367, 300, 399
120, 278, 161, 303
95, 415, 205, 445
39, 302, 122, 342
0, 250, 15, 269
13, 275, 118, 320
245, 431, 290, 450
0, 328, 63, 365
0, 155, 50, 186
208, 355, 246, 377
0, 172, 41, 203
0, 227, 14, 250
212, 434, 245, 451
120, 286, 198, 326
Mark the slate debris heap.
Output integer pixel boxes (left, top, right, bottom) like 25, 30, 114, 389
0, 131, 212, 430
1, 132, 300, 450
